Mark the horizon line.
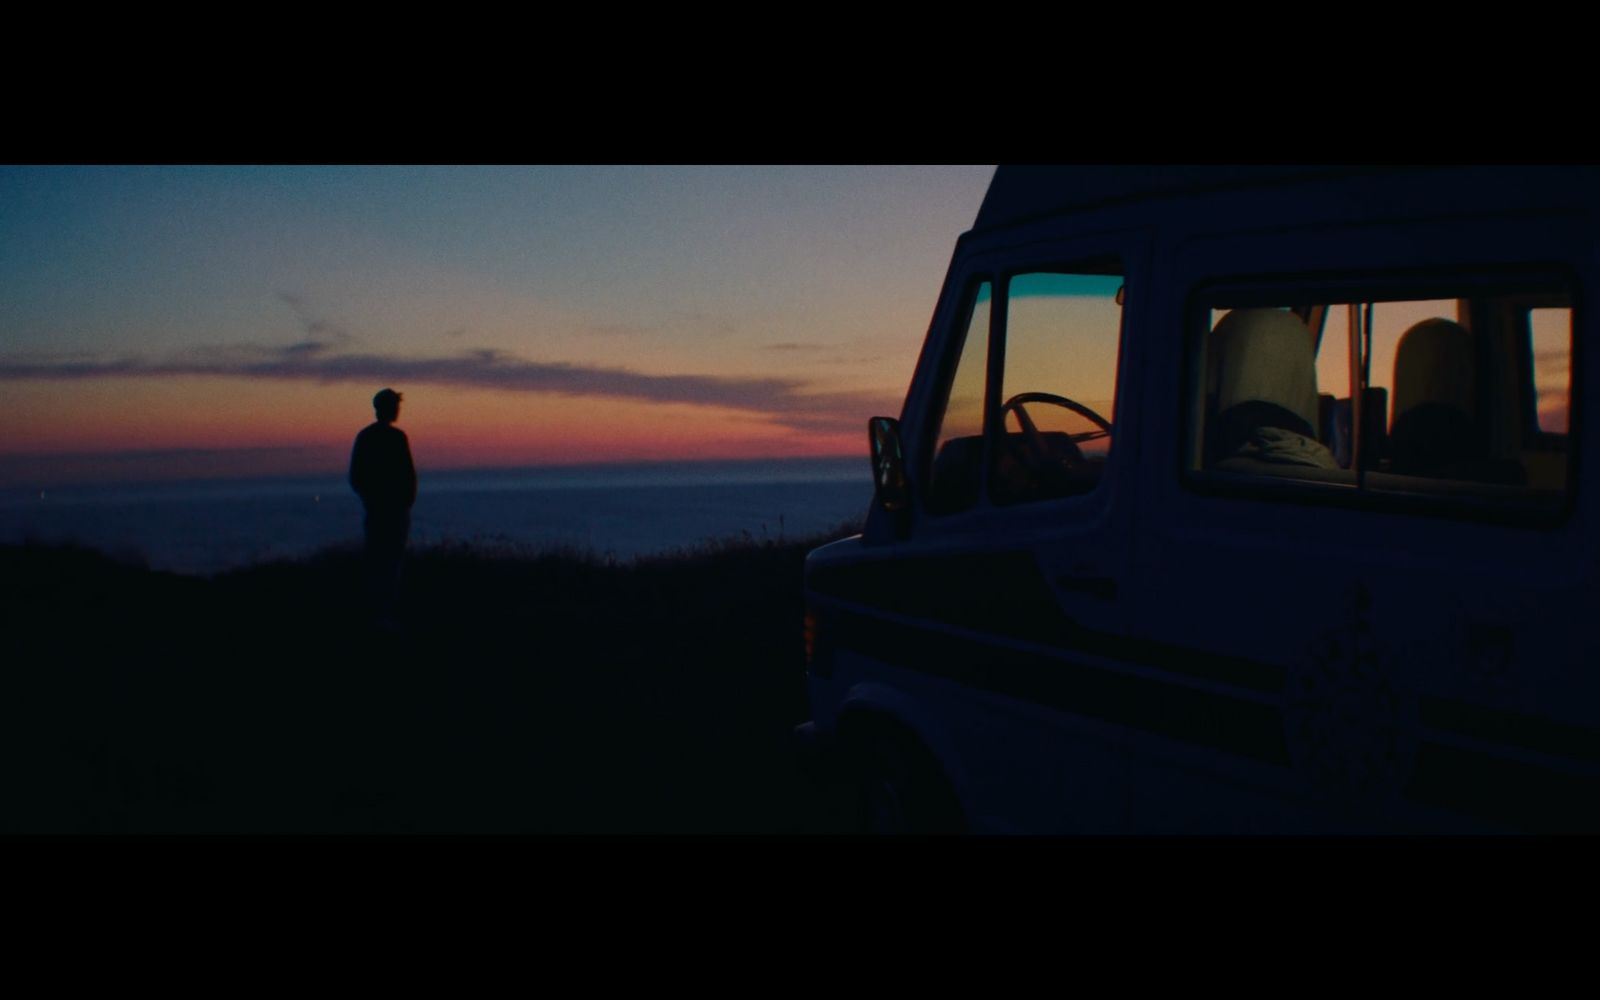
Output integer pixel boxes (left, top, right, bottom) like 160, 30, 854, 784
0, 450, 868, 493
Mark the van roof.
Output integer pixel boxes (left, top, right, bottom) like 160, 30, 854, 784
973, 165, 1405, 232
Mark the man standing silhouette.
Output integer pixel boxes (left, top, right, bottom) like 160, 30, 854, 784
350, 388, 417, 622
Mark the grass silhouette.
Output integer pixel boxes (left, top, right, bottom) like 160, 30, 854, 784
0, 524, 861, 833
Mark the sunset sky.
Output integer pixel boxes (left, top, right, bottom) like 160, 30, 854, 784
0, 166, 996, 486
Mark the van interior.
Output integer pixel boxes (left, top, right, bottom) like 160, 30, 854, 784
1196, 291, 1571, 508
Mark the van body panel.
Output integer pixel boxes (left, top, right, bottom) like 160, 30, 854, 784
807, 165, 1600, 833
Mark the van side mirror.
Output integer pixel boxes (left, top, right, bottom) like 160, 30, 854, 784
868, 416, 910, 513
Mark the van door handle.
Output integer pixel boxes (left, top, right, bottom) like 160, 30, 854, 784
1056, 574, 1117, 600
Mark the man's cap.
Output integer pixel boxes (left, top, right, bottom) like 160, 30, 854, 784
373, 388, 402, 408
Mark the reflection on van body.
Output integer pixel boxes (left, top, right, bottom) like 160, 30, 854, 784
800, 165, 1598, 833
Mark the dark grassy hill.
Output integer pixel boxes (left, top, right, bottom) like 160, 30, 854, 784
0, 530, 860, 833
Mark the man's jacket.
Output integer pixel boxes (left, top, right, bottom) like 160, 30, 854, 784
349, 423, 417, 511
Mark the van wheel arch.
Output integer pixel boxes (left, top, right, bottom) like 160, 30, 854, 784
838, 711, 966, 834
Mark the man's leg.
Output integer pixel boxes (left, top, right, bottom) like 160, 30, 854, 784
386, 512, 410, 611
364, 509, 409, 623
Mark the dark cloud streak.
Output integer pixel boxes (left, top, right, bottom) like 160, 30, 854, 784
0, 343, 893, 435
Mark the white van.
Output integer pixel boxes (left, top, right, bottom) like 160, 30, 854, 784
799, 165, 1598, 833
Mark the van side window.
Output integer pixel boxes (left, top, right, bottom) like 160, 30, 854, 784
927, 281, 991, 515
990, 272, 1122, 506
1531, 307, 1572, 436
1191, 285, 1573, 512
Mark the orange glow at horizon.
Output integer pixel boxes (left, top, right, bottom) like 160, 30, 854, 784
1, 375, 866, 484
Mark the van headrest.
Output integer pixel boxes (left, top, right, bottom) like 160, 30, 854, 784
1392, 317, 1474, 421
1210, 308, 1320, 432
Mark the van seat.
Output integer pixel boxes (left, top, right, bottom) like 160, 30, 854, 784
1207, 309, 1339, 472
929, 435, 983, 513
1390, 318, 1524, 485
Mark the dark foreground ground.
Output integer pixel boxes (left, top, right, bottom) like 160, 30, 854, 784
0, 533, 860, 833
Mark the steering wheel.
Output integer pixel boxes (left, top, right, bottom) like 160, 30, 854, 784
998, 392, 1113, 483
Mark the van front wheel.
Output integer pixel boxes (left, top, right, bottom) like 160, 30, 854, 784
854, 729, 965, 835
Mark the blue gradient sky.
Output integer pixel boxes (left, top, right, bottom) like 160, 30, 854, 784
0, 165, 995, 485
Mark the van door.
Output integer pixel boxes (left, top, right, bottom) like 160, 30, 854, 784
831, 231, 1150, 831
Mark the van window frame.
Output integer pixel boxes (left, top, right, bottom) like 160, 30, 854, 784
1180, 264, 1579, 528
989, 258, 1124, 509
917, 255, 1129, 519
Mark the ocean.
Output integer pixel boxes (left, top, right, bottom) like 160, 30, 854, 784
0, 457, 872, 576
